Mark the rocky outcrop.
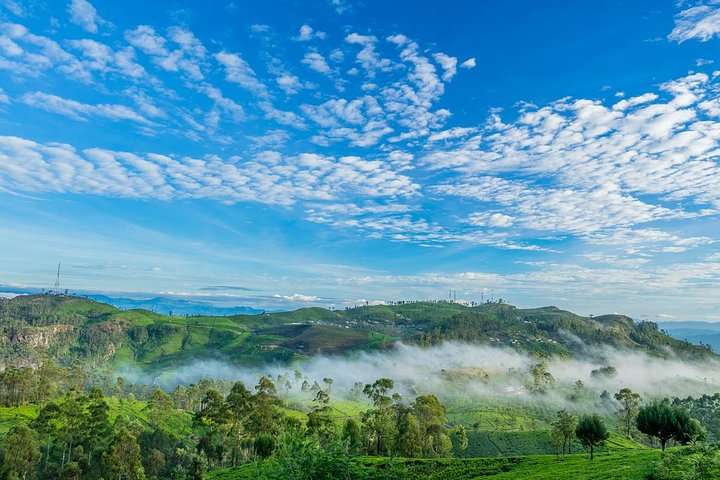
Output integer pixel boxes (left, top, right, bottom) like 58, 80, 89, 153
7, 325, 74, 348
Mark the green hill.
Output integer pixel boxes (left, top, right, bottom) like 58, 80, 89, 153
0, 295, 713, 373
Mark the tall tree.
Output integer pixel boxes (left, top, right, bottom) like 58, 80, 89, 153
551, 409, 577, 455
361, 378, 399, 456
148, 388, 174, 430
614, 388, 641, 438
84, 386, 111, 474
396, 411, 423, 457
1, 424, 41, 480
413, 395, 452, 457
454, 425, 469, 454
104, 425, 145, 480
249, 377, 284, 436
342, 419, 363, 455
307, 390, 335, 441
224, 381, 253, 466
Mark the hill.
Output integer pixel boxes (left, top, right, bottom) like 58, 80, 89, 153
0, 295, 713, 373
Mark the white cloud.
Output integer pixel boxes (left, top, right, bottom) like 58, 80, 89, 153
248, 129, 290, 148
345, 33, 393, 76
0, 22, 91, 82
259, 101, 307, 129
422, 73, 720, 214
214, 51, 267, 95
433, 52, 457, 81
427, 126, 478, 142
302, 51, 331, 75
125, 25, 206, 80
669, 2, 720, 43
19, 91, 151, 124
0, 136, 418, 205
68, 39, 147, 79
329, 0, 350, 14
68, 0, 109, 34
273, 293, 321, 302
276, 72, 302, 94
439, 177, 681, 237
467, 212, 514, 227
1, 0, 23, 16
298, 24, 325, 41
460, 57, 476, 69
329, 49, 344, 62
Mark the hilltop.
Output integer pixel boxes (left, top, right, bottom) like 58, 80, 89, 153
0, 294, 713, 372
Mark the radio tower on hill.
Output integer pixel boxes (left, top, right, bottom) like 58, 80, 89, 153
54, 262, 61, 294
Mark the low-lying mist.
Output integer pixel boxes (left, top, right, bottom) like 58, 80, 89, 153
118, 341, 720, 409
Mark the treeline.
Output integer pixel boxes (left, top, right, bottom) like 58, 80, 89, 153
191, 377, 454, 470
0, 360, 458, 480
413, 309, 712, 359
550, 388, 705, 461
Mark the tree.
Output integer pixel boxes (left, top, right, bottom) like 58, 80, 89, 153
143, 449, 166, 478
550, 425, 565, 458
224, 381, 253, 466
454, 425, 469, 453
636, 400, 701, 451
307, 390, 335, 441
529, 363, 555, 393
413, 395, 452, 458
591, 366, 618, 379
1, 424, 41, 480
148, 388, 174, 430
361, 378, 399, 456
104, 425, 145, 480
342, 419, 363, 455
58, 390, 89, 472
85, 386, 111, 473
396, 411, 423, 457
61, 461, 82, 480
551, 409, 577, 455
614, 388, 641, 438
269, 427, 352, 480
575, 415, 609, 460
187, 451, 208, 480
249, 377, 284, 436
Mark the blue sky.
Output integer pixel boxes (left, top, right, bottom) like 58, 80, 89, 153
1, 0, 720, 320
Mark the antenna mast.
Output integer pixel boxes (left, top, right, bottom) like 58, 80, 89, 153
54, 261, 61, 293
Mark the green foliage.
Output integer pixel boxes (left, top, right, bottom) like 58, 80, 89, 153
210, 450, 662, 480
636, 400, 704, 451
671, 393, 720, 441
649, 444, 720, 480
551, 409, 577, 455
104, 425, 145, 480
575, 415, 610, 460
614, 388, 641, 438
1, 423, 41, 480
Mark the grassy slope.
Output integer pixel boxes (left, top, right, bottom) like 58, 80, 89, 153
0, 405, 38, 434
0, 399, 193, 437
209, 449, 660, 480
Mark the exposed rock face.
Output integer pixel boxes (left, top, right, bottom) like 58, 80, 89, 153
7, 325, 74, 348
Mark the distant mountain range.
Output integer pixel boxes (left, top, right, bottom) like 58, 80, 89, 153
659, 321, 720, 353
86, 294, 263, 316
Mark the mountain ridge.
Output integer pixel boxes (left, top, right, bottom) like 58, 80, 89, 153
0, 294, 713, 372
